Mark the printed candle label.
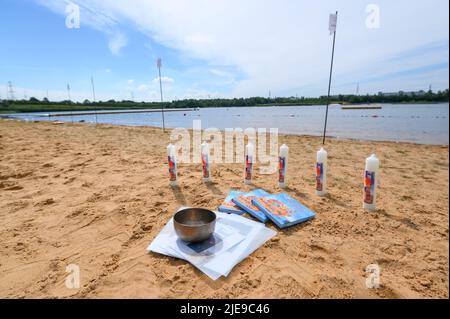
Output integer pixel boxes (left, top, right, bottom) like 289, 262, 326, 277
168, 156, 177, 182
279, 157, 286, 183
201, 153, 209, 179
245, 155, 253, 181
316, 163, 324, 191
364, 171, 375, 204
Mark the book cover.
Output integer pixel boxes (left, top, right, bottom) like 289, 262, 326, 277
231, 189, 271, 222
218, 191, 246, 215
252, 193, 316, 228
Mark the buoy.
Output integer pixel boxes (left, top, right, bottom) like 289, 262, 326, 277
167, 144, 178, 187
201, 141, 211, 182
278, 144, 289, 188
244, 142, 254, 184
363, 154, 380, 210
316, 147, 327, 196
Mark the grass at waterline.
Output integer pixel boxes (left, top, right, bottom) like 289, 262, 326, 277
0, 103, 167, 114
1, 89, 448, 113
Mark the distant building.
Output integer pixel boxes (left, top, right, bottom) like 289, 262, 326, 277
378, 90, 427, 97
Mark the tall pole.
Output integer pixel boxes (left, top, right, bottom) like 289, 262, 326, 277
157, 58, 166, 132
91, 76, 98, 124
322, 11, 338, 145
67, 83, 73, 123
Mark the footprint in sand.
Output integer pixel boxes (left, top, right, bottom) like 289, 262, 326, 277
0, 181, 23, 191
34, 198, 56, 207
63, 177, 76, 185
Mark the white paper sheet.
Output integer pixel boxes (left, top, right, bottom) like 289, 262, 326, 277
147, 210, 277, 280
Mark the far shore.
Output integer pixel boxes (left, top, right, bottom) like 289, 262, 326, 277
1, 100, 448, 114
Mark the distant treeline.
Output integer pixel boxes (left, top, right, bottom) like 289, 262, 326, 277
0, 89, 448, 113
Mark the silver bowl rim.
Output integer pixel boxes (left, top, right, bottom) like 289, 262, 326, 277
174, 208, 217, 228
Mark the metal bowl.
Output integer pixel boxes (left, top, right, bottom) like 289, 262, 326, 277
173, 208, 216, 243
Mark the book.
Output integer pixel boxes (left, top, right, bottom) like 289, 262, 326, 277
231, 189, 271, 223
252, 193, 316, 228
218, 191, 246, 215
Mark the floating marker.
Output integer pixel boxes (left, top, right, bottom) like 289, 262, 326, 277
244, 142, 254, 184
278, 144, 289, 188
201, 141, 211, 182
316, 147, 328, 196
167, 144, 178, 187
363, 154, 380, 210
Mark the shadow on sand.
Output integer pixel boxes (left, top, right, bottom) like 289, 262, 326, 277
170, 185, 187, 206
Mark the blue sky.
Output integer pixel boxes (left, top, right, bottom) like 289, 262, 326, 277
0, 0, 448, 102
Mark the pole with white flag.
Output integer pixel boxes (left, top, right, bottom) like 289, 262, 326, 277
157, 58, 166, 132
322, 11, 338, 145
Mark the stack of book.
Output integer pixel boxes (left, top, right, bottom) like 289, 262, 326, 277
218, 189, 316, 229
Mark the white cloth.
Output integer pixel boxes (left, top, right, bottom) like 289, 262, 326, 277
329, 13, 337, 35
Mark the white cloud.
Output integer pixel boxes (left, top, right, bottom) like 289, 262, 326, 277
35, 0, 128, 55
135, 77, 174, 93
35, 0, 449, 96
152, 76, 175, 84
209, 69, 233, 78
181, 88, 219, 100
108, 32, 127, 55
137, 84, 150, 91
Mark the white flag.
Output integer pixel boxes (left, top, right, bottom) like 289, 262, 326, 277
329, 13, 337, 35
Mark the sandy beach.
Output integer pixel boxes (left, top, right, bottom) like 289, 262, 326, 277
0, 119, 448, 298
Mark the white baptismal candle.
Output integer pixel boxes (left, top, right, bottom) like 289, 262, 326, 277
315, 147, 328, 196
278, 144, 289, 188
167, 144, 178, 187
363, 154, 380, 211
244, 142, 254, 184
201, 141, 211, 182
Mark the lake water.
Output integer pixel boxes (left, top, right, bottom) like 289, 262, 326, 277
6, 103, 449, 145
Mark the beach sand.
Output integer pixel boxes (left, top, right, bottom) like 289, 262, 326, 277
0, 119, 448, 298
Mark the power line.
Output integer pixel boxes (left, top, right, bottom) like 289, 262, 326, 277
7, 81, 15, 101
91, 76, 96, 102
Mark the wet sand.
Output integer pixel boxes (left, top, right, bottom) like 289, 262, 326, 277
0, 119, 448, 298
